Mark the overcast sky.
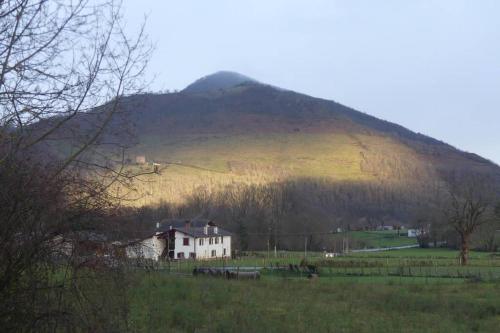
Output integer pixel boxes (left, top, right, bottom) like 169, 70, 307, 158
123, 1, 500, 164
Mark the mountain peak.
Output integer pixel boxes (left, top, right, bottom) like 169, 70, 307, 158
182, 71, 258, 94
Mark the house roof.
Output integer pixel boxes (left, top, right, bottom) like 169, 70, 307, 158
172, 227, 232, 238
133, 218, 232, 241
157, 218, 215, 232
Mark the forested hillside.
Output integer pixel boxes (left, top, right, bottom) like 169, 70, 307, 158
79, 71, 499, 249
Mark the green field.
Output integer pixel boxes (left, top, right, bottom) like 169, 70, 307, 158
348, 230, 418, 248
125, 248, 500, 332
154, 247, 500, 280
349, 248, 497, 259
129, 273, 500, 332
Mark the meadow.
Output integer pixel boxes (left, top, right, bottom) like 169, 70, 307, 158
153, 247, 500, 281
122, 130, 424, 207
127, 247, 500, 332
348, 230, 417, 247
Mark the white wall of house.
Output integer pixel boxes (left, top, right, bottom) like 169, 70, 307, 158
195, 236, 210, 258
173, 231, 195, 259
175, 230, 231, 259
193, 233, 231, 259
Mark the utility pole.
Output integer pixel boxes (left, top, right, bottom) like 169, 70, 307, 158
304, 235, 308, 258
267, 238, 270, 261
266, 225, 271, 264
342, 236, 350, 254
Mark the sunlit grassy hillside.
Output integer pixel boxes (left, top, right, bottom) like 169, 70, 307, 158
123, 130, 434, 206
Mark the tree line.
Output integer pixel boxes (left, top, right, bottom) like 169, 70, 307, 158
132, 174, 499, 262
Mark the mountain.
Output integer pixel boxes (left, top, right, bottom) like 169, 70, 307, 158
108, 73, 500, 225
45, 71, 500, 245
182, 71, 258, 94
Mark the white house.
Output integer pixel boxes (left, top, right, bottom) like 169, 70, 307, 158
126, 219, 232, 261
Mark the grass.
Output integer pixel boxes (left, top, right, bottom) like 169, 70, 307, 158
348, 248, 498, 260
128, 274, 500, 332
154, 247, 500, 274
348, 230, 418, 248
119, 131, 421, 207
136, 132, 370, 176
125, 247, 500, 332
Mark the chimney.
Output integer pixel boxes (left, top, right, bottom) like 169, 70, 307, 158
184, 220, 191, 231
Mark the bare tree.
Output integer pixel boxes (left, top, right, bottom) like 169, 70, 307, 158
0, 0, 151, 330
1, 0, 151, 179
444, 173, 494, 265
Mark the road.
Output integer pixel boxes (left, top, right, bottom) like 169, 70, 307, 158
349, 244, 420, 253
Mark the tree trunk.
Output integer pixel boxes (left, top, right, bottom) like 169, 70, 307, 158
459, 233, 470, 266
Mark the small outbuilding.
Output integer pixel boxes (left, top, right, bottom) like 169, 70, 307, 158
135, 155, 146, 164
407, 229, 423, 238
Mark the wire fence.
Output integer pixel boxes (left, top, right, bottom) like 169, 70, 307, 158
126, 251, 500, 282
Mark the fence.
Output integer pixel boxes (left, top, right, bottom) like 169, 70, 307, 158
126, 250, 500, 282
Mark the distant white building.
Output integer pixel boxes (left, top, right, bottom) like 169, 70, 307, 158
126, 219, 232, 261
407, 229, 423, 238
135, 155, 146, 164
376, 225, 394, 231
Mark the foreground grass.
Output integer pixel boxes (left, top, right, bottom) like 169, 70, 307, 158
129, 274, 500, 333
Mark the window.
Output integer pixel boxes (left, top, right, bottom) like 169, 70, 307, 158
211, 250, 216, 257
189, 252, 196, 259
215, 237, 219, 244
177, 252, 184, 259
183, 237, 189, 246
199, 238, 204, 246
221, 236, 224, 243
223, 248, 227, 256
209, 237, 213, 245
